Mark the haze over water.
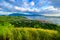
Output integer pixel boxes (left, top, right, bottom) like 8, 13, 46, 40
25, 15, 60, 25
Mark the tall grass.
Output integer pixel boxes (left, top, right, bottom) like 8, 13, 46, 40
0, 26, 60, 40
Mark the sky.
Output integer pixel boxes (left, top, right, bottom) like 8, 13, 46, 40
0, 0, 60, 15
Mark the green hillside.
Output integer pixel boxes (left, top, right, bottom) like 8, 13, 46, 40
0, 16, 60, 40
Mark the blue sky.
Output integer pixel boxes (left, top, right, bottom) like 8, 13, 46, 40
0, 0, 60, 14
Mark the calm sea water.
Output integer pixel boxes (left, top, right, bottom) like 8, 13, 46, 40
25, 16, 60, 25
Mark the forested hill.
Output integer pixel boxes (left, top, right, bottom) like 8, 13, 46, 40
0, 16, 59, 30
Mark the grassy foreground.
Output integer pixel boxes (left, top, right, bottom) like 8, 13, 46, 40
0, 27, 60, 40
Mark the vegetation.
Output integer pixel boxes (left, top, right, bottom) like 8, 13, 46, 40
0, 16, 60, 40
0, 27, 60, 40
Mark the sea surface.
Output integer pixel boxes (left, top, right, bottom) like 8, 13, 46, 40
25, 16, 60, 25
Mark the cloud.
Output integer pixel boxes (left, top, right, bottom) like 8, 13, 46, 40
40, 5, 60, 14
43, 6, 58, 11
0, 1, 19, 12
0, 1, 59, 13
23, 2, 28, 6
14, 6, 40, 12
0, 11, 13, 15
0, 0, 60, 15
30, 1, 35, 6
0, 1, 13, 8
15, 6, 27, 11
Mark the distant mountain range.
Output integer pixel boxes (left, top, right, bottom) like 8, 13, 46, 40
0, 11, 60, 18
8, 13, 41, 16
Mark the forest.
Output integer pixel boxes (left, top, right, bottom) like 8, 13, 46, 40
0, 16, 60, 40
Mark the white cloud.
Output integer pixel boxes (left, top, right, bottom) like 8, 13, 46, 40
23, 2, 29, 7
23, 1, 35, 8
28, 8, 40, 12
14, 6, 40, 12
43, 6, 58, 11
15, 6, 27, 11
0, 1, 13, 8
24, 2, 28, 5
30, 1, 35, 6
